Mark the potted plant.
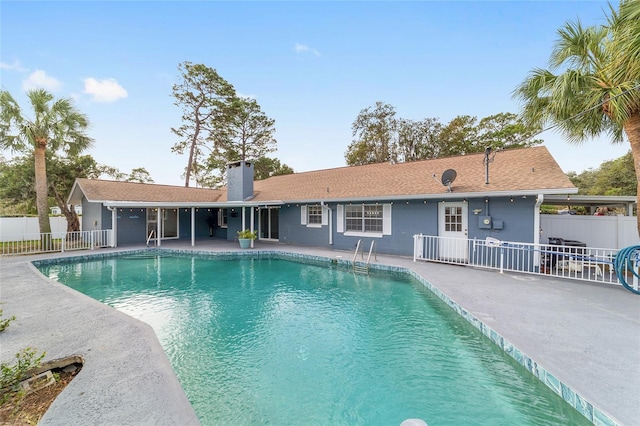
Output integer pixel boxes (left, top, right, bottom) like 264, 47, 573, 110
237, 229, 257, 249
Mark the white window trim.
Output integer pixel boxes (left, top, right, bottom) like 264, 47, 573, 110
344, 231, 383, 238
337, 203, 392, 236
303, 204, 326, 228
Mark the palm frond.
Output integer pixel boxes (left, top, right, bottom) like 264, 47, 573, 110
551, 20, 609, 73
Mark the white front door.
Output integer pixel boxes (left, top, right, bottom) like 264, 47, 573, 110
438, 202, 468, 261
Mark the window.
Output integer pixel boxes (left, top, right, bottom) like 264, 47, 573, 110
345, 204, 383, 232
218, 209, 228, 228
301, 205, 327, 226
307, 205, 323, 225
444, 206, 462, 232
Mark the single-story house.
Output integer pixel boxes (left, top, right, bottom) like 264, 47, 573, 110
68, 146, 577, 257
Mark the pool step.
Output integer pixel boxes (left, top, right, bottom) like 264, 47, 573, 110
353, 263, 369, 275
120, 253, 160, 260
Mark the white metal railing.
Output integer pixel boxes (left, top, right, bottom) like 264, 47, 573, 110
146, 230, 156, 247
413, 234, 633, 288
352, 240, 377, 274
1, 230, 113, 256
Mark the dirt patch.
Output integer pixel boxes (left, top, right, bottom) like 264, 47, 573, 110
0, 364, 81, 425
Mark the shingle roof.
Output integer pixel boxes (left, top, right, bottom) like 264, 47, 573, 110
70, 146, 575, 205
250, 145, 575, 202
71, 179, 224, 203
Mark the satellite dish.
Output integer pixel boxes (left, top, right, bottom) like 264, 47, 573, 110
441, 169, 457, 192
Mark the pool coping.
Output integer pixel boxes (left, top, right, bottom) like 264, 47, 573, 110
2, 244, 634, 425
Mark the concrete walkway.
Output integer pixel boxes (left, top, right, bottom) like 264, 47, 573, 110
1, 241, 638, 425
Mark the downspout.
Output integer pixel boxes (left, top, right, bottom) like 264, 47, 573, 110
322, 202, 332, 245
106, 206, 117, 247
534, 194, 544, 271
328, 204, 333, 245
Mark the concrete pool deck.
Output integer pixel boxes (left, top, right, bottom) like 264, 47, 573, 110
0, 240, 638, 425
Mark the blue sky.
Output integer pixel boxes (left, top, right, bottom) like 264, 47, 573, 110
1, 1, 631, 186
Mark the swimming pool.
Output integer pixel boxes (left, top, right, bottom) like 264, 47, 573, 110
38, 252, 590, 425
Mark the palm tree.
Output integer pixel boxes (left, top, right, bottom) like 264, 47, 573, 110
513, 1, 640, 234
0, 89, 93, 235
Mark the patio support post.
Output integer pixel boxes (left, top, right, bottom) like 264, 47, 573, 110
157, 208, 162, 247
533, 194, 544, 272
250, 207, 255, 248
191, 207, 195, 247
107, 206, 117, 247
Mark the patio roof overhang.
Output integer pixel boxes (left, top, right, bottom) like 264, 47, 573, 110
543, 194, 636, 208
103, 200, 285, 209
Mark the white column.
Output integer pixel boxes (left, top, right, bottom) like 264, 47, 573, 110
109, 207, 117, 247
157, 208, 162, 247
191, 207, 195, 247
250, 206, 255, 248
533, 194, 544, 271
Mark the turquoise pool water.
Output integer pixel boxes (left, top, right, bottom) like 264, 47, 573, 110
38, 253, 589, 425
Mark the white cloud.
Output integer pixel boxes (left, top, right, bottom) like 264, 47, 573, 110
0, 60, 28, 72
22, 70, 63, 91
83, 77, 128, 103
294, 43, 321, 57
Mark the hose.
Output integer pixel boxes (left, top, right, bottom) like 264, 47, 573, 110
614, 245, 640, 294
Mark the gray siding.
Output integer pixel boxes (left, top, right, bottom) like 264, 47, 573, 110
178, 208, 219, 239
81, 198, 104, 231
226, 207, 256, 241
467, 197, 536, 242
101, 206, 112, 230
80, 195, 539, 255
116, 208, 147, 245
275, 197, 538, 257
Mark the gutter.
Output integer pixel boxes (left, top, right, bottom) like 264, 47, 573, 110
280, 188, 578, 205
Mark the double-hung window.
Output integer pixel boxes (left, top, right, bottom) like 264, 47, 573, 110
307, 205, 323, 225
300, 204, 327, 227
345, 204, 383, 232
337, 203, 391, 236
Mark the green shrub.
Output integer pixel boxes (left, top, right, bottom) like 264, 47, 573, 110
1, 347, 46, 398
0, 308, 15, 333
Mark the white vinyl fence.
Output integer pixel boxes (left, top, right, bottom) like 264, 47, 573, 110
540, 214, 638, 249
0, 217, 114, 256
413, 234, 638, 291
0, 217, 73, 242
